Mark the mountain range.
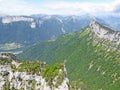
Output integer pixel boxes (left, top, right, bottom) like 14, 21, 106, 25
0, 14, 90, 52
18, 20, 120, 90
0, 14, 120, 53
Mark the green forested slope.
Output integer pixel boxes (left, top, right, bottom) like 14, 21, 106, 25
18, 28, 120, 90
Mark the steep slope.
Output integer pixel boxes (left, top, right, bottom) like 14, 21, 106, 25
0, 15, 90, 52
18, 21, 120, 90
0, 53, 69, 90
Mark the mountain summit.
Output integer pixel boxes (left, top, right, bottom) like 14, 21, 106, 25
90, 20, 120, 44
89, 20, 120, 51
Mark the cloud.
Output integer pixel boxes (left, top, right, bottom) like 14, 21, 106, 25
0, 0, 42, 15
42, 1, 115, 15
0, 0, 120, 16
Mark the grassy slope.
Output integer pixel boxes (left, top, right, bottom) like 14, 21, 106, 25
18, 28, 120, 90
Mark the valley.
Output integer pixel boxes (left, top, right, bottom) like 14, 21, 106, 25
0, 15, 90, 53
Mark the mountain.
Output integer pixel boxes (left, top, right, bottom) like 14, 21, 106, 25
0, 53, 69, 90
0, 15, 90, 52
18, 20, 120, 90
1, 14, 120, 53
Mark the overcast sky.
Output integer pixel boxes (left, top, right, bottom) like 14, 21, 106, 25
0, 0, 120, 16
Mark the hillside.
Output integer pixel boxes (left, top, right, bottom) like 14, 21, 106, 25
18, 20, 120, 90
0, 53, 69, 90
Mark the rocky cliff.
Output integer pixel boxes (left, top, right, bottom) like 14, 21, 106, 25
89, 20, 120, 50
0, 53, 69, 90
2, 16, 36, 29
2, 16, 34, 24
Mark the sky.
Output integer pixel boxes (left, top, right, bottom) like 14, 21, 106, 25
0, 0, 120, 16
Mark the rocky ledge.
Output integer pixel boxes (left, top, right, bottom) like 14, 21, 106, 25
0, 53, 69, 90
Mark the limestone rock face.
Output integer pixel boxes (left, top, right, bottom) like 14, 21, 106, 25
2, 16, 35, 29
0, 53, 69, 90
89, 20, 120, 44
2, 16, 34, 24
